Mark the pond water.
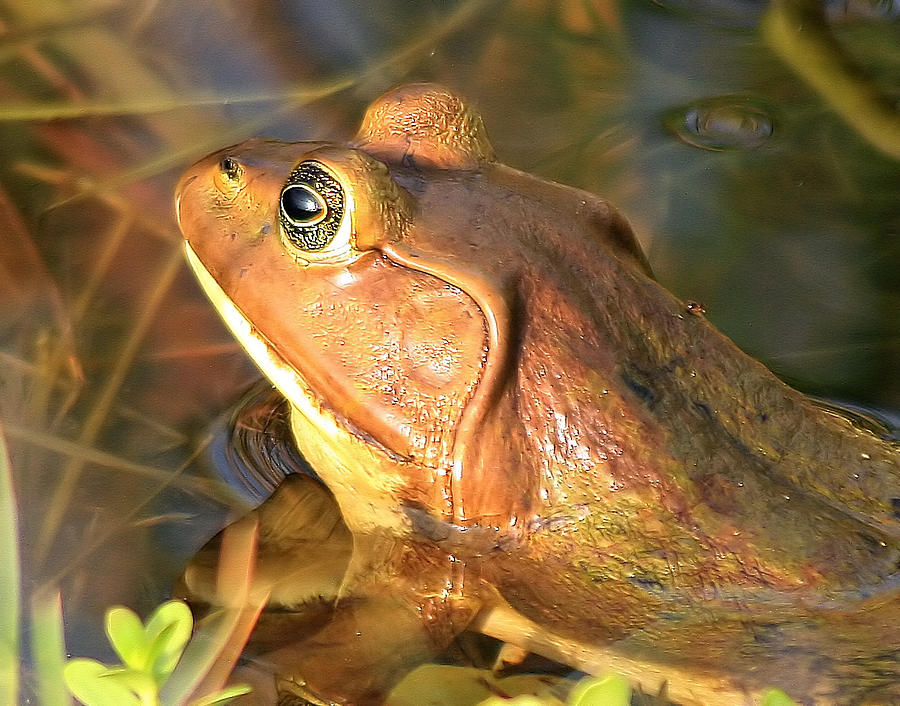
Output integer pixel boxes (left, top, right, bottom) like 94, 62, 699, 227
0, 0, 897, 703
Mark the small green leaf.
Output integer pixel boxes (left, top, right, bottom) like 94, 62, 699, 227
144, 601, 192, 683
568, 674, 631, 706
102, 667, 159, 703
762, 688, 798, 706
189, 683, 253, 705
64, 659, 142, 706
144, 622, 185, 686
106, 607, 149, 671
146, 601, 193, 649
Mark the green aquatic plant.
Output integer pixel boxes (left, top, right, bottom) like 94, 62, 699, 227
475, 672, 799, 706
476, 673, 631, 706
762, 688, 798, 706
565, 674, 631, 706
0, 425, 20, 705
63, 600, 250, 706
1, 414, 260, 705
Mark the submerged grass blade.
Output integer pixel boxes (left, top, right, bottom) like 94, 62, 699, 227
30, 590, 69, 706
0, 422, 21, 705
35, 245, 186, 563
0, 84, 354, 122
3, 423, 233, 501
762, 0, 900, 160
159, 516, 266, 705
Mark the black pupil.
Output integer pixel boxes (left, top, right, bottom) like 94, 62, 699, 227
282, 185, 324, 223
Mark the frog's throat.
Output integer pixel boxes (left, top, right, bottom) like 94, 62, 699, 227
183, 242, 411, 535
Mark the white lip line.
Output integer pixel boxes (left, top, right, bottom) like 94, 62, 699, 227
183, 241, 348, 445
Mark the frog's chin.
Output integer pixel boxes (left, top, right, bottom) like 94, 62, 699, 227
184, 242, 344, 443
183, 242, 411, 535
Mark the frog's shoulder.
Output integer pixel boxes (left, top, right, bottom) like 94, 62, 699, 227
483, 163, 655, 279
354, 83, 496, 170
583, 191, 654, 278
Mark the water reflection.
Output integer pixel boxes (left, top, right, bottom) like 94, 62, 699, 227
208, 382, 315, 505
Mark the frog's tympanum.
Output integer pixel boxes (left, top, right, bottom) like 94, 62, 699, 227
176, 85, 899, 705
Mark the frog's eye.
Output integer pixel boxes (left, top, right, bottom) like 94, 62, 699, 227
279, 161, 349, 261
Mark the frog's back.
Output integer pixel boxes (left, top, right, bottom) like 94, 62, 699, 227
390, 151, 900, 568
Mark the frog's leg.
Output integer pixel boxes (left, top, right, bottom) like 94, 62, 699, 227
471, 599, 755, 706
180, 474, 353, 610
181, 473, 480, 705
268, 530, 482, 704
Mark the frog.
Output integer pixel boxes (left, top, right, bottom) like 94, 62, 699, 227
175, 84, 900, 705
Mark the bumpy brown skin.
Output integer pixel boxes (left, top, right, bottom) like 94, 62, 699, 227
177, 84, 900, 704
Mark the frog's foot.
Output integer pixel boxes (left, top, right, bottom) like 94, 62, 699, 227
234, 590, 477, 705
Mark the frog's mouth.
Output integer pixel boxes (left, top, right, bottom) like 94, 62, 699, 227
184, 241, 342, 439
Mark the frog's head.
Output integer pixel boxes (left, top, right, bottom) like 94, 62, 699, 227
176, 84, 659, 541
177, 86, 522, 536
